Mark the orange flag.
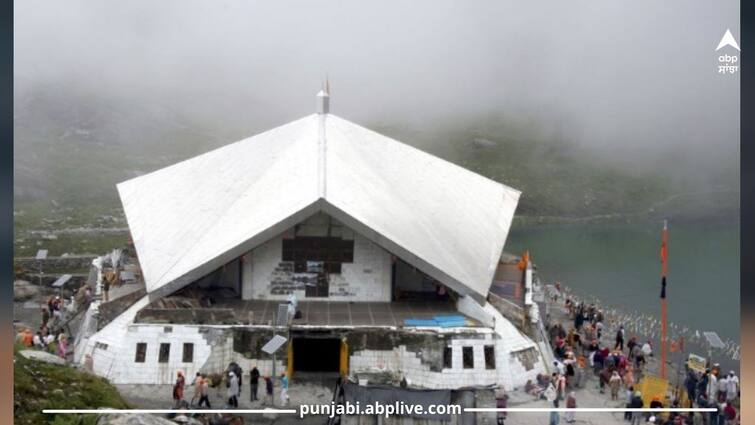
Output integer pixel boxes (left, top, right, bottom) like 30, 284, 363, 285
660, 220, 668, 276
517, 250, 530, 271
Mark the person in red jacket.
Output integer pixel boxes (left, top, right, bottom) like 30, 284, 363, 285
723, 402, 737, 424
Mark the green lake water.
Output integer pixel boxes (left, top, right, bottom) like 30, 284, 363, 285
506, 221, 740, 369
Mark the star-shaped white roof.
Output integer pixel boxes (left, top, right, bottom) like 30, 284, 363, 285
117, 113, 520, 302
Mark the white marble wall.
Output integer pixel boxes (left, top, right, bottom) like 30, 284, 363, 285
349, 331, 547, 391
247, 224, 391, 302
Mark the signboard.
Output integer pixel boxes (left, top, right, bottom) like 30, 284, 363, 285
306, 261, 324, 273
687, 353, 707, 373
261, 334, 288, 355
639, 375, 669, 407
36, 249, 48, 260
52, 274, 72, 288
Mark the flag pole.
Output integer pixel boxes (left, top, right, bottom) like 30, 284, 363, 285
660, 220, 668, 379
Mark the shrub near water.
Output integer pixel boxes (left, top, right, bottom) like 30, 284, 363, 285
14, 346, 130, 425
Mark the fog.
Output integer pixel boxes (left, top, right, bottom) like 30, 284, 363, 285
14, 0, 740, 188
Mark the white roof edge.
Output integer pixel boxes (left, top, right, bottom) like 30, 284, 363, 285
146, 200, 324, 301
116, 114, 319, 189
328, 114, 522, 196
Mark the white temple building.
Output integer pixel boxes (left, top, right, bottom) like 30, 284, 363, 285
76, 89, 549, 395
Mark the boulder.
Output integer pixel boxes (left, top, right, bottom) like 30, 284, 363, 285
171, 415, 205, 425
18, 350, 66, 366
96, 413, 178, 425
14, 280, 39, 301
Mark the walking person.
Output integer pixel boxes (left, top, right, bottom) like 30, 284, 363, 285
630, 391, 644, 425
51, 296, 62, 322
265, 376, 274, 405
546, 384, 560, 425
250, 365, 260, 401
627, 336, 637, 358
57, 333, 68, 359
173, 371, 186, 409
197, 373, 211, 408
84, 286, 93, 306
44, 330, 55, 352
544, 381, 557, 406
102, 273, 111, 302
614, 325, 625, 351
495, 393, 508, 425
33, 331, 45, 349
227, 371, 239, 408
609, 370, 622, 400
723, 401, 737, 425
725, 371, 739, 402
556, 373, 566, 400
41, 308, 50, 328
624, 386, 634, 421
641, 340, 653, 357
280, 373, 290, 406
564, 391, 576, 423
190, 372, 203, 407
549, 409, 560, 425
707, 370, 718, 403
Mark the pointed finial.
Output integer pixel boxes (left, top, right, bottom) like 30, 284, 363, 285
316, 83, 330, 114
325, 77, 330, 95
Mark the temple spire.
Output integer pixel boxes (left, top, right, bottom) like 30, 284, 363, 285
316, 81, 330, 114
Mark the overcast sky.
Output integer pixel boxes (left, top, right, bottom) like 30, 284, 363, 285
14, 0, 740, 178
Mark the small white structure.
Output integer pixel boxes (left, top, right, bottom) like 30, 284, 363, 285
79, 89, 546, 392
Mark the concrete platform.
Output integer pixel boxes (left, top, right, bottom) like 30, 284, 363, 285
214, 298, 480, 327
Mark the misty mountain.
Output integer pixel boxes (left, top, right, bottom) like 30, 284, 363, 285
14, 84, 232, 204
13, 86, 738, 225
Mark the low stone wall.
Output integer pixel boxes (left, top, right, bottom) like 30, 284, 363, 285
14, 255, 97, 272
98, 288, 147, 327
17, 273, 88, 289
488, 292, 525, 328
134, 308, 238, 325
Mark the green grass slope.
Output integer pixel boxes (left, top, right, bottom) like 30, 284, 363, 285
14, 346, 130, 425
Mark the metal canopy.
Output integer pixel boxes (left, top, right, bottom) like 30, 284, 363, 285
118, 113, 520, 303
261, 334, 288, 355
702, 331, 725, 349
52, 274, 72, 288
120, 271, 136, 281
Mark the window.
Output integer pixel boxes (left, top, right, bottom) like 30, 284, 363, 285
484, 345, 496, 370
134, 343, 147, 363
462, 346, 474, 369
443, 346, 452, 369
182, 343, 194, 363
158, 343, 170, 363
282, 236, 354, 273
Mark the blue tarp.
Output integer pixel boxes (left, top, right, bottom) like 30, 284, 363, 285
404, 315, 467, 327
433, 315, 466, 322
403, 319, 438, 326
